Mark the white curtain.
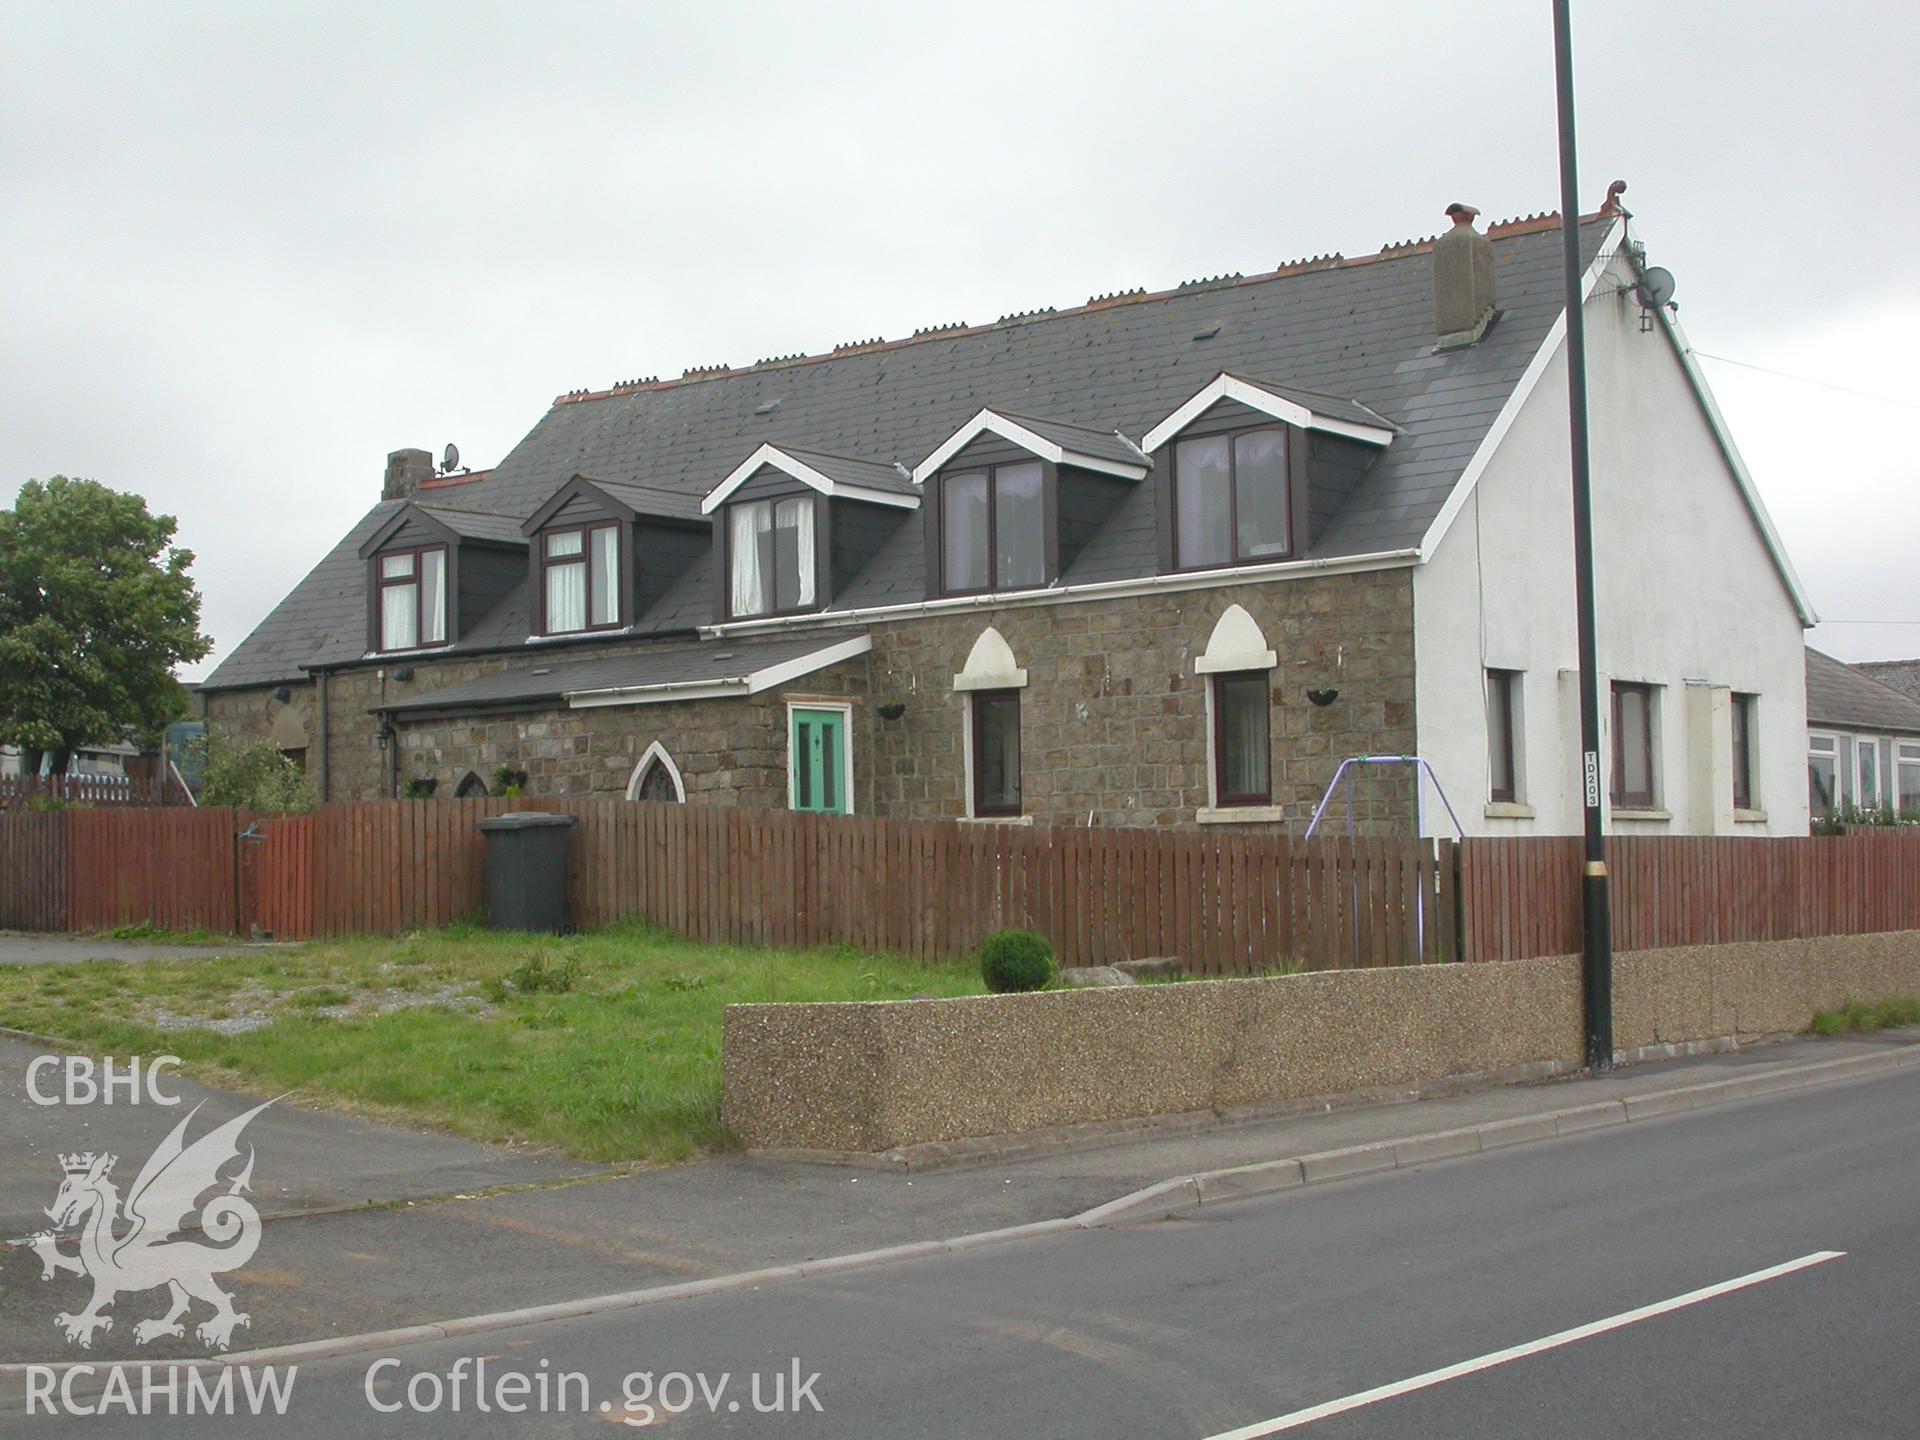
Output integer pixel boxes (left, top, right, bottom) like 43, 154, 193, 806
382, 582, 417, 650
590, 526, 619, 626
419, 549, 447, 643
730, 502, 767, 615
547, 560, 585, 633
783, 496, 816, 607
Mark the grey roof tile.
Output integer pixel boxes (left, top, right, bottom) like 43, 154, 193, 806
378, 629, 866, 714
1854, 659, 1920, 702
1806, 648, 1920, 734
205, 218, 1616, 689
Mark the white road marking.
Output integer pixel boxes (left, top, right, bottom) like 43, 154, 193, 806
1204, 1249, 1846, 1438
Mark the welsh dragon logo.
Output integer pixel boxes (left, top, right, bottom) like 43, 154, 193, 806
26, 1099, 274, 1351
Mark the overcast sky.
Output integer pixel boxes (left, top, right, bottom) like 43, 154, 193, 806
4, 0, 1916, 679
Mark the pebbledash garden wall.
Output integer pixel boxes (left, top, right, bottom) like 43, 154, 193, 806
201, 570, 1416, 830
722, 931, 1920, 1153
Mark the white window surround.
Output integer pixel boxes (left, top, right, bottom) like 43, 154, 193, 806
1195, 604, 1277, 675
911, 409, 1150, 485
784, 699, 855, 815
701, 443, 919, 514
952, 626, 1029, 692
1141, 372, 1397, 453
624, 741, 686, 802
1856, 734, 1887, 810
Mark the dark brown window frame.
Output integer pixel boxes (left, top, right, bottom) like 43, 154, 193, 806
1487, 668, 1519, 803
1211, 670, 1273, 808
538, 522, 622, 636
969, 689, 1022, 817
1731, 692, 1757, 811
724, 494, 822, 620
1169, 423, 1297, 573
937, 460, 1049, 598
374, 543, 450, 653
1610, 681, 1657, 808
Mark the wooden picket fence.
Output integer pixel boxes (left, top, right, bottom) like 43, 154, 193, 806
0, 773, 168, 810
3, 801, 1919, 972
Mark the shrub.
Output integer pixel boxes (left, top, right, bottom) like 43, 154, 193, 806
195, 734, 315, 813
979, 929, 1055, 993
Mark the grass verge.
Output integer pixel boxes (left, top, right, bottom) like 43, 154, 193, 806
1810, 996, 1920, 1037
101, 921, 245, 946
0, 923, 984, 1163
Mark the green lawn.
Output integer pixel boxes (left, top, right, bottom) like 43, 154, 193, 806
0, 924, 985, 1163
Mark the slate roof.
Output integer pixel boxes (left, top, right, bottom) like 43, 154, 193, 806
413, 503, 527, 546
978, 412, 1152, 472
587, 478, 708, 524
204, 212, 1618, 691
1806, 648, 1920, 734
377, 630, 867, 714
770, 445, 917, 496
1223, 376, 1402, 434
1854, 659, 1920, 703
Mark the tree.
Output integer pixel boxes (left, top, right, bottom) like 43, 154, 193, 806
0, 477, 212, 773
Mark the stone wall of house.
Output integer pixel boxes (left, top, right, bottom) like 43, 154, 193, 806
859, 569, 1416, 830
203, 567, 1416, 829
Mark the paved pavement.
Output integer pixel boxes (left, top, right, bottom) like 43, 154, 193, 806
0, 934, 286, 967
0, 1026, 1913, 1371
18, 1062, 1915, 1436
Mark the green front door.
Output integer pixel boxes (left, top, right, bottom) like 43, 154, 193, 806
790, 708, 847, 814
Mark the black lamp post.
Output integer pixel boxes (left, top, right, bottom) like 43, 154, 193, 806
1553, 0, 1615, 1070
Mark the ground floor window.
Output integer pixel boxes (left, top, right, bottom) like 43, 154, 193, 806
1610, 681, 1657, 808
454, 771, 489, 798
1808, 734, 1838, 816
1211, 671, 1271, 807
1900, 742, 1920, 819
1486, 669, 1521, 803
970, 690, 1021, 817
1857, 738, 1883, 810
1731, 692, 1758, 811
626, 742, 686, 803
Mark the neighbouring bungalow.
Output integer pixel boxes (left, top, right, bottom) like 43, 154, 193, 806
200, 186, 1816, 836
1805, 648, 1920, 819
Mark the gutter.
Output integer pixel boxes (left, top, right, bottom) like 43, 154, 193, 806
701, 548, 1422, 640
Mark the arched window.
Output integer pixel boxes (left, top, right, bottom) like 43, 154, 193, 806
953, 626, 1028, 819
1196, 604, 1279, 817
454, 771, 490, 798
626, 742, 686, 803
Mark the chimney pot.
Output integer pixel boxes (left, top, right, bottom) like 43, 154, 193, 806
1433, 203, 1497, 350
383, 448, 434, 501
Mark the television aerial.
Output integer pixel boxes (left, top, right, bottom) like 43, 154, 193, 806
440, 442, 461, 474
1631, 267, 1677, 331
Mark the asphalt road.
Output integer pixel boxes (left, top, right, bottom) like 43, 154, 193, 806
10, 1068, 1918, 1437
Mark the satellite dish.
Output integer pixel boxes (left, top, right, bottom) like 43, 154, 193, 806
441, 442, 460, 473
1633, 267, 1677, 310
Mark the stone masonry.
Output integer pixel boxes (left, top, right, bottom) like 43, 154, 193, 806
203, 567, 1417, 831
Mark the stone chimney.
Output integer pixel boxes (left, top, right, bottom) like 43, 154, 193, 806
382, 448, 434, 501
1432, 203, 1497, 350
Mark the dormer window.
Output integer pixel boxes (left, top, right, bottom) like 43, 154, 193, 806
1144, 373, 1397, 576
377, 545, 447, 651
728, 496, 816, 617
1172, 426, 1291, 570
541, 523, 621, 634
941, 461, 1044, 593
